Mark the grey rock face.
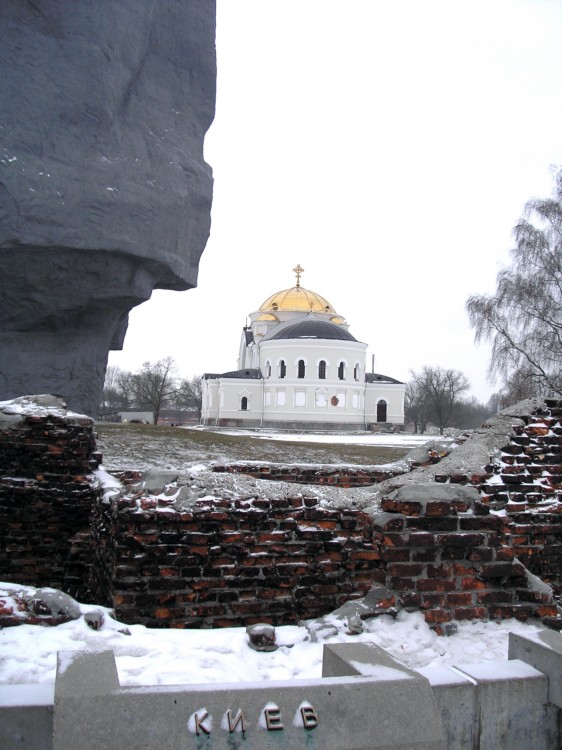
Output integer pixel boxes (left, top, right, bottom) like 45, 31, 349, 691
0, 1, 216, 416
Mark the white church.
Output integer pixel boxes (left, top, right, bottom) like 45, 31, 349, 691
200, 266, 405, 430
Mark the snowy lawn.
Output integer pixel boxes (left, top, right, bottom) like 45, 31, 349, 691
95, 423, 425, 472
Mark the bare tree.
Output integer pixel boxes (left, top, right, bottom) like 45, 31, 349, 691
494, 366, 548, 409
99, 365, 123, 415
99, 366, 135, 416
411, 366, 470, 434
450, 396, 494, 430
115, 369, 136, 410
486, 392, 502, 416
466, 167, 562, 397
404, 380, 431, 434
175, 376, 203, 422
131, 357, 178, 424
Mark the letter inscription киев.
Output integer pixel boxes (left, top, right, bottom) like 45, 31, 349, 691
188, 702, 319, 736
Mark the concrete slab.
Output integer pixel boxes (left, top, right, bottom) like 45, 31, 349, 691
509, 628, 562, 708
0, 683, 54, 750
416, 666, 475, 750
321, 643, 446, 748
454, 658, 558, 749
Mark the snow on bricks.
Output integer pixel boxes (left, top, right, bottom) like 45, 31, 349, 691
212, 463, 402, 487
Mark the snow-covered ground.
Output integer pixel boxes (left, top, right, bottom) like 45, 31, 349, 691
196, 427, 434, 448
0, 582, 543, 687
95, 422, 433, 474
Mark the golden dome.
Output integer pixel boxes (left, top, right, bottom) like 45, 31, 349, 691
259, 286, 336, 314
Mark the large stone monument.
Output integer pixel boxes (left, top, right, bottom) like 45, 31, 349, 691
0, 1, 216, 417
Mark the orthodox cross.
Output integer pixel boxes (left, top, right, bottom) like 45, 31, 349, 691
293, 264, 304, 288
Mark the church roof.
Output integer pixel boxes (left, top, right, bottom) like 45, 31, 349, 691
264, 319, 358, 342
259, 285, 336, 314
365, 372, 404, 384
203, 368, 262, 380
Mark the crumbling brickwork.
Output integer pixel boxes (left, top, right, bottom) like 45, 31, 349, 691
0, 407, 101, 598
213, 463, 401, 487
90, 492, 378, 628
371, 488, 558, 633
2, 397, 562, 631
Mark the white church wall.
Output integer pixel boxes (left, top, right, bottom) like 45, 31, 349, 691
365, 383, 406, 425
201, 378, 263, 425
259, 338, 367, 383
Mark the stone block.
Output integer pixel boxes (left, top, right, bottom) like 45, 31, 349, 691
371, 511, 406, 531
455, 658, 558, 749
424, 609, 453, 624
436, 532, 486, 548
415, 665, 475, 750
0, 2, 216, 416
53, 648, 447, 749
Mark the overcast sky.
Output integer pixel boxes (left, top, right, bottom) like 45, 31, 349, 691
108, 0, 562, 404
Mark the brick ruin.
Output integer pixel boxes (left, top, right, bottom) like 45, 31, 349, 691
90, 490, 378, 628
1, 396, 562, 631
0, 399, 101, 598
372, 487, 559, 630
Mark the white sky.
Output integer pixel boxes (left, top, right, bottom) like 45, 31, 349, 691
108, 0, 562, 404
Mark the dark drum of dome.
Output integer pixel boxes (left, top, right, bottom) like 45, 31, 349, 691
267, 320, 357, 341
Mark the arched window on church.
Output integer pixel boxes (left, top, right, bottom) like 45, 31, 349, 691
265, 361, 271, 378
338, 361, 345, 380
241, 396, 248, 411
279, 360, 286, 378
318, 360, 326, 379
377, 399, 387, 422
298, 360, 306, 379
354, 363, 360, 381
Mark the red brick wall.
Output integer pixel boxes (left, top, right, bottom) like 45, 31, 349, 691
90, 493, 379, 628
371, 494, 558, 633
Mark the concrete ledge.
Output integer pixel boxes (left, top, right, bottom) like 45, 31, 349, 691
0, 684, 54, 750
53, 648, 447, 749
4, 640, 562, 749
54, 649, 119, 698
322, 641, 422, 680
